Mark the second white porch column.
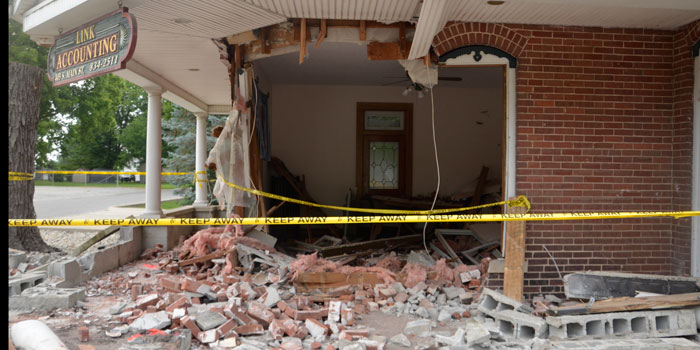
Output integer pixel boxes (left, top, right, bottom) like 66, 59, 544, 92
143, 86, 164, 218
193, 111, 209, 207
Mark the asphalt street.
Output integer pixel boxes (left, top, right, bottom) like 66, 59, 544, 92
33, 186, 180, 218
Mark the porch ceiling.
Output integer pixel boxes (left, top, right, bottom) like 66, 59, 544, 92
14, 0, 700, 111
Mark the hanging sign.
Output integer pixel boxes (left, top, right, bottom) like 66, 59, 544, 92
47, 7, 137, 86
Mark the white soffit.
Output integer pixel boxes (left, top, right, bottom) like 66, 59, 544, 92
130, 0, 286, 39
449, 0, 700, 30
242, 0, 421, 21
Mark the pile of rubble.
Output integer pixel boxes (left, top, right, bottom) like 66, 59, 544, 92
9, 225, 700, 350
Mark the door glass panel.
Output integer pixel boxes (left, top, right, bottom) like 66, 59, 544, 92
369, 141, 399, 189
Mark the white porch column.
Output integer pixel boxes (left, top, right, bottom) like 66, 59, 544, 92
143, 86, 164, 218
193, 111, 209, 207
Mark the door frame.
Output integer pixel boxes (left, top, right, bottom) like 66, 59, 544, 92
439, 45, 517, 255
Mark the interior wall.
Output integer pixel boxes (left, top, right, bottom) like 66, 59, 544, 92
268, 84, 503, 212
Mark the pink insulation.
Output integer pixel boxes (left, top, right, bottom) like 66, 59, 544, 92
375, 255, 401, 273
430, 259, 455, 284
400, 263, 427, 288
288, 253, 340, 281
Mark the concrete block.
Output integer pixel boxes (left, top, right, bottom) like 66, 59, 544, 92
490, 310, 548, 340
142, 226, 185, 252
89, 245, 120, 278
8, 271, 47, 296
465, 319, 491, 345
9, 286, 85, 310
47, 258, 84, 288
8, 249, 27, 269
119, 226, 143, 265
477, 288, 533, 318
549, 337, 700, 350
547, 309, 698, 340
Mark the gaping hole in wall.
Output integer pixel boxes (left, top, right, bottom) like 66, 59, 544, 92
253, 41, 505, 255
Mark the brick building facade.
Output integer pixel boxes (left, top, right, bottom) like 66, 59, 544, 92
433, 21, 700, 298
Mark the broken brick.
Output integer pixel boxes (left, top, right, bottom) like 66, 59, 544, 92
136, 294, 159, 310
78, 326, 89, 342
181, 315, 202, 338
77, 345, 95, 350
247, 301, 275, 326
269, 319, 285, 340
165, 296, 188, 313
159, 278, 181, 293
233, 323, 264, 335
216, 319, 237, 338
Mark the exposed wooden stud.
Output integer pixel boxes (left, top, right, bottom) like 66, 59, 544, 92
503, 201, 526, 302
360, 20, 366, 41
399, 22, 407, 56
424, 54, 430, 67
299, 18, 307, 64
316, 19, 327, 48
261, 27, 271, 54
367, 41, 411, 60
234, 44, 241, 71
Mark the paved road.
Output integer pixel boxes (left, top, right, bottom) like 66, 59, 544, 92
33, 186, 181, 218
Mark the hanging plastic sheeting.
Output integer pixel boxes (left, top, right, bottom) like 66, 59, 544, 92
207, 68, 254, 217
399, 59, 438, 88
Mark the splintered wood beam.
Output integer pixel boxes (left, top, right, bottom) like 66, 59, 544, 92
503, 201, 526, 302
367, 42, 410, 60
299, 18, 307, 64
424, 55, 430, 67
234, 44, 241, 70
360, 20, 366, 41
316, 19, 327, 48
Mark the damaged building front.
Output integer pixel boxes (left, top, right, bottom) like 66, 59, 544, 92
8, 0, 700, 349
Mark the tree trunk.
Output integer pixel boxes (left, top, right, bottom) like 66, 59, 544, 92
8, 62, 55, 252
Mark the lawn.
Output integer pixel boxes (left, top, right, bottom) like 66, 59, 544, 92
34, 180, 177, 189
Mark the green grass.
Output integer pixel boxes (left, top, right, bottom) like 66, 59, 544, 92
120, 198, 190, 209
34, 180, 177, 189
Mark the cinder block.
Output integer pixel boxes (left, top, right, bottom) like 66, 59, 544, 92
79, 244, 120, 278
549, 337, 700, 350
8, 250, 27, 269
143, 226, 186, 251
477, 288, 533, 318
8, 271, 47, 296
47, 258, 84, 288
9, 286, 85, 310
490, 309, 548, 340
118, 226, 143, 265
547, 309, 698, 340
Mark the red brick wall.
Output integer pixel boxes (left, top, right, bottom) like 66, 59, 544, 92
433, 21, 698, 298
671, 21, 699, 276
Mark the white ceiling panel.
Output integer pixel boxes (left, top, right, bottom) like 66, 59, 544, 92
449, 0, 700, 30
243, 0, 421, 22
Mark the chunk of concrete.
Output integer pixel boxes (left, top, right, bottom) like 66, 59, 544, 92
403, 319, 431, 337
389, 333, 411, 347
262, 287, 281, 308
549, 337, 700, 350
194, 311, 228, 331
407, 251, 435, 267
465, 319, 491, 345
435, 328, 466, 346
129, 311, 171, 332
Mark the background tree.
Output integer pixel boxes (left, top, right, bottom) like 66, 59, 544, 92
9, 18, 65, 168
8, 62, 56, 252
162, 105, 227, 203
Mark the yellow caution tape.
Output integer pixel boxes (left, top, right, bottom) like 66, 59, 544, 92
9, 170, 193, 180
7, 211, 699, 227
9, 172, 34, 181
214, 171, 530, 215
10, 168, 528, 215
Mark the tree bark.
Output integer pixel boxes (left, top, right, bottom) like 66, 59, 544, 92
8, 62, 55, 252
